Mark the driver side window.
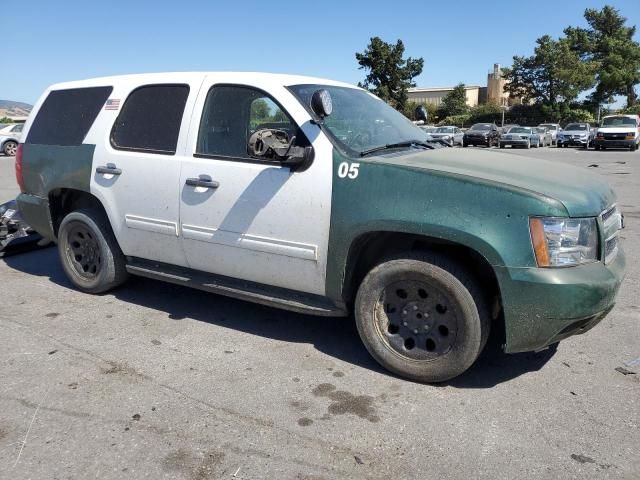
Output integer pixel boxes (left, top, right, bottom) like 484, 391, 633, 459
196, 85, 302, 160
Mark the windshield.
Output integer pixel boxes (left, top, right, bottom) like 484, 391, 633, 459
602, 116, 637, 127
508, 127, 532, 134
288, 84, 430, 155
435, 127, 455, 133
534, 128, 546, 134
470, 124, 492, 131
539, 124, 557, 131
564, 123, 588, 131
421, 127, 437, 133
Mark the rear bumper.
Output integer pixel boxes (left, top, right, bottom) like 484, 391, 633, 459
495, 246, 626, 353
15, 193, 55, 241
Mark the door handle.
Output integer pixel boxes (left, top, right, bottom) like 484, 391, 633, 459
96, 164, 122, 175
186, 177, 220, 189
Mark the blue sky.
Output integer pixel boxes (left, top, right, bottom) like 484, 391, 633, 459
4, 0, 639, 105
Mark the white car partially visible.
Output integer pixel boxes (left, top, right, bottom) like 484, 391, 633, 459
0, 123, 23, 156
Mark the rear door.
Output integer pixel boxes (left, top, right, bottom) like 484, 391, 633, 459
88, 75, 203, 266
177, 75, 333, 295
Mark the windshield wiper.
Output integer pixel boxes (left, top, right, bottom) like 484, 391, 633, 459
360, 140, 434, 157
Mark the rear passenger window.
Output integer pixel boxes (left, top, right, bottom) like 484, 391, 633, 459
111, 84, 189, 155
26, 86, 113, 146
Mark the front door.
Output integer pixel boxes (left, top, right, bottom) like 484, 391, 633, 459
178, 77, 333, 296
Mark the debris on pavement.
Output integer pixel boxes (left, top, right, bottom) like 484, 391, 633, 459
0, 199, 51, 258
614, 366, 636, 376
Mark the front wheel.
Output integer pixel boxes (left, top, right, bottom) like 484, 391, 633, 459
3, 141, 17, 156
58, 209, 128, 294
355, 254, 490, 383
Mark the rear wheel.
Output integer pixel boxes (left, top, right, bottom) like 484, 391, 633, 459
3, 141, 17, 156
355, 254, 490, 383
58, 209, 128, 294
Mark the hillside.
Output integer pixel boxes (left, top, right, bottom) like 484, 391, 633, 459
0, 100, 32, 118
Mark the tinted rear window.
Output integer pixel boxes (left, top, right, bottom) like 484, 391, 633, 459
26, 86, 113, 146
110, 84, 189, 154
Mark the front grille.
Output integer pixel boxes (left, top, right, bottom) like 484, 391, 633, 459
603, 133, 626, 140
600, 205, 623, 264
605, 236, 618, 261
601, 205, 616, 224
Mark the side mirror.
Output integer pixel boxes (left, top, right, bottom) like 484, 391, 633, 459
311, 89, 333, 118
415, 105, 428, 123
247, 129, 314, 171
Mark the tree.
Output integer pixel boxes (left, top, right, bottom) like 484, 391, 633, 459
0, 117, 14, 124
503, 35, 596, 108
565, 6, 640, 107
251, 99, 270, 120
437, 84, 469, 118
356, 37, 424, 111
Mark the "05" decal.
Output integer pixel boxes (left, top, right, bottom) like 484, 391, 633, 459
337, 162, 360, 179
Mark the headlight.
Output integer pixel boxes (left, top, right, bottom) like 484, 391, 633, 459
529, 217, 598, 267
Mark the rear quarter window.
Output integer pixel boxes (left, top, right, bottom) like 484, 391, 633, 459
110, 84, 189, 155
26, 86, 113, 146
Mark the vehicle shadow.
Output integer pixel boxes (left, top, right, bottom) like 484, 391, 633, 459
3, 247, 557, 388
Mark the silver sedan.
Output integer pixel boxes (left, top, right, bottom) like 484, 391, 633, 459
428, 126, 464, 146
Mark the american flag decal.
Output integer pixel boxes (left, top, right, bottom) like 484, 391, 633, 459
104, 99, 120, 110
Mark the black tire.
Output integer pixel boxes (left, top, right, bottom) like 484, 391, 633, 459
354, 253, 490, 383
3, 140, 17, 156
462, 142, 468, 147
595, 145, 601, 151
58, 208, 128, 294
499, 143, 505, 149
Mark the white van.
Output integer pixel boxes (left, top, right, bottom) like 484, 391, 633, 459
594, 114, 640, 151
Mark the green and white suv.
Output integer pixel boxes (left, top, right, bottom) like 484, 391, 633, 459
15, 72, 625, 382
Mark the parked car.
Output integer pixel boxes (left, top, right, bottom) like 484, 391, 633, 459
15, 72, 625, 383
532, 127, 552, 147
0, 123, 23, 156
557, 123, 592, 148
499, 126, 537, 149
594, 114, 640, 151
500, 124, 519, 135
429, 126, 464, 146
462, 123, 500, 147
538, 123, 562, 146
419, 126, 438, 134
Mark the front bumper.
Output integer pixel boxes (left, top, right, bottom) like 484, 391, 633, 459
15, 193, 55, 241
464, 136, 489, 145
558, 137, 588, 146
500, 139, 528, 146
593, 138, 635, 148
495, 245, 626, 353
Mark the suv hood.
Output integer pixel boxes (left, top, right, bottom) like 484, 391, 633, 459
373, 148, 615, 217
561, 130, 589, 135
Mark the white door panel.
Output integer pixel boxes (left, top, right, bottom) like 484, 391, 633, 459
87, 75, 204, 267
179, 77, 332, 295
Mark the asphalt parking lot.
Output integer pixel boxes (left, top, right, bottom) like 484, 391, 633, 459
1, 147, 638, 480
